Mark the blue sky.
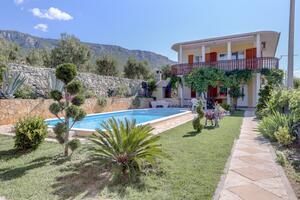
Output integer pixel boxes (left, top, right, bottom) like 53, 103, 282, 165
0, 0, 299, 76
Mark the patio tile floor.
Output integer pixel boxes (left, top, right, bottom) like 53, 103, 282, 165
216, 110, 297, 200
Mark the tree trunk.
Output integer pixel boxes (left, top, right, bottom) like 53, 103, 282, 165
64, 118, 69, 156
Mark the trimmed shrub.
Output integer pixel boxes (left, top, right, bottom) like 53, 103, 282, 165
258, 112, 289, 142
14, 116, 48, 151
275, 126, 295, 146
97, 96, 108, 107
193, 116, 203, 132
193, 100, 204, 132
55, 63, 77, 84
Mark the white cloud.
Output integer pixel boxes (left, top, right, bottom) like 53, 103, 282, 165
34, 23, 48, 32
30, 7, 73, 21
14, 0, 24, 5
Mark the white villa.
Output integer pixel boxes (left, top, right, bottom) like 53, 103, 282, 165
170, 31, 280, 108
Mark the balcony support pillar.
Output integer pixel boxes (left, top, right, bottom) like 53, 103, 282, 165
178, 45, 183, 63
179, 76, 184, 107
201, 46, 206, 62
256, 34, 261, 57
255, 72, 261, 105
227, 41, 232, 60
227, 88, 231, 105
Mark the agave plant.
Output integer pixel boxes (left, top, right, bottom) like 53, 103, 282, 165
0, 71, 26, 99
89, 118, 163, 180
48, 72, 64, 92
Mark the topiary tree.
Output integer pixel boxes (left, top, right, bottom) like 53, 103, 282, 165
49, 63, 86, 156
193, 100, 205, 132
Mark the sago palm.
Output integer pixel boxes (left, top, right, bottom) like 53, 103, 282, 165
89, 118, 163, 179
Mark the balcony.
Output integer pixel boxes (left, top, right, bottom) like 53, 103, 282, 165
171, 57, 279, 76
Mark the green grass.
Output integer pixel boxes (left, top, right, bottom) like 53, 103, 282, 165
0, 111, 244, 200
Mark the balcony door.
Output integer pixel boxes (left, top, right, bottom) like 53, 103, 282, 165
188, 55, 194, 64
246, 48, 257, 69
205, 52, 217, 66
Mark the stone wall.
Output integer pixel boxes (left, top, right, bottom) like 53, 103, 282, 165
0, 97, 152, 125
7, 63, 143, 96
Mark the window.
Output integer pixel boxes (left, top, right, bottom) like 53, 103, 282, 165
238, 51, 245, 59
218, 53, 227, 61
232, 52, 238, 60
195, 56, 200, 63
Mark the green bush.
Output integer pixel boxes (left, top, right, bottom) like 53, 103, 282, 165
256, 85, 273, 118
14, 85, 37, 99
89, 118, 163, 180
276, 151, 286, 166
97, 96, 108, 107
83, 89, 96, 98
258, 112, 289, 142
275, 126, 295, 146
220, 103, 231, 111
14, 116, 48, 151
131, 96, 141, 108
116, 85, 129, 97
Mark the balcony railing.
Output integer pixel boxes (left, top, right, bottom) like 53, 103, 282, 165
171, 57, 279, 75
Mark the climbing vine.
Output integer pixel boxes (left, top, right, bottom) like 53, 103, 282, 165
184, 67, 226, 93
184, 67, 253, 110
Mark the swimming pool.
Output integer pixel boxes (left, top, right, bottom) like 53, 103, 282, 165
46, 108, 189, 131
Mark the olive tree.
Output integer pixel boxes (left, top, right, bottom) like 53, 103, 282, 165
95, 56, 118, 76
49, 63, 86, 156
50, 34, 91, 71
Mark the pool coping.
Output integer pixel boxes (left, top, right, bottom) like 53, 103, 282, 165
46, 108, 192, 133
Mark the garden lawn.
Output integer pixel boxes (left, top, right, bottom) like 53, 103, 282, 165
0, 111, 244, 200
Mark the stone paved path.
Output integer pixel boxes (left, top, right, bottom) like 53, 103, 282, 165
216, 110, 297, 200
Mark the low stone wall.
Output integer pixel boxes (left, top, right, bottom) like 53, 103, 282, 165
0, 97, 152, 125
8, 63, 142, 96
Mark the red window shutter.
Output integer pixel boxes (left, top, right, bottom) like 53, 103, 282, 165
205, 53, 211, 62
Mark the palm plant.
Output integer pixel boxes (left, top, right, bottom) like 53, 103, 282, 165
89, 118, 163, 180
0, 71, 26, 99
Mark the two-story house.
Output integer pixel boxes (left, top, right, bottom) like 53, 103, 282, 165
171, 31, 280, 108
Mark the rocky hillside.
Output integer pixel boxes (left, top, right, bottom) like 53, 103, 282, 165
0, 30, 175, 69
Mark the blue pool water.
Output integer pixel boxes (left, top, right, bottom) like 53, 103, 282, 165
46, 108, 188, 130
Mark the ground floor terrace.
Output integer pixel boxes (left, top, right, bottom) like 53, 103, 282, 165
176, 72, 262, 108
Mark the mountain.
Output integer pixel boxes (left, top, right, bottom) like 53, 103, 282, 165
0, 30, 175, 69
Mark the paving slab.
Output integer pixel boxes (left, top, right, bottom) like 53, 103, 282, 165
214, 110, 297, 200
